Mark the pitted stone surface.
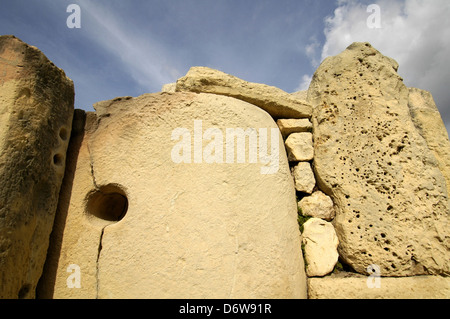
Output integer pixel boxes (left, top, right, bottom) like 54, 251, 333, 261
0, 35, 74, 299
308, 42, 450, 277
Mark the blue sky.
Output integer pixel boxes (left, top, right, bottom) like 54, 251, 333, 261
1, 0, 449, 135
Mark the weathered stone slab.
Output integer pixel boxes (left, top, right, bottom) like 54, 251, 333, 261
0, 35, 74, 298
308, 42, 450, 276
176, 67, 312, 119
277, 119, 312, 138
308, 273, 450, 299
408, 87, 450, 197
39, 92, 307, 299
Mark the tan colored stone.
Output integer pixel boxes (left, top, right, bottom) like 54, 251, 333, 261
277, 119, 312, 138
291, 90, 308, 102
176, 66, 312, 119
308, 42, 450, 276
308, 273, 450, 299
408, 87, 450, 197
285, 132, 314, 162
298, 191, 335, 221
302, 218, 339, 277
39, 92, 307, 299
292, 162, 316, 194
162, 82, 176, 93
0, 35, 74, 298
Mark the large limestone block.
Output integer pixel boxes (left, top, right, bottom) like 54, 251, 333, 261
39, 92, 307, 299
0, 35, 74, 298
308, 273, 450, 299
408, 87, 450, 196
308, 42, 450, 276
302, 218, 339, 277
176, 66, 312, 119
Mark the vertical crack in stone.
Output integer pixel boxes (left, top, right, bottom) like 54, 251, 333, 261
87, 142, 99, 190
96, 227, 105, 299
86, 139, 103, 298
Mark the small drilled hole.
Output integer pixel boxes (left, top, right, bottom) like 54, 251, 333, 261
18, 284, 31, 299
53, 154, 64, 166
59, 127, 68, 141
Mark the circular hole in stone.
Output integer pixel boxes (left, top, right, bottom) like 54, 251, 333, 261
18, 284, 31, 299
86, 184, 128, 223
59, 127, 69, 141
53, 154, 64, 166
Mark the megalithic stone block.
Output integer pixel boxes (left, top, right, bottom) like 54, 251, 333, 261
0, 35, 74, 298
308, 42, 449, 277
176, 66, 312, 119
39, 92, 307, 299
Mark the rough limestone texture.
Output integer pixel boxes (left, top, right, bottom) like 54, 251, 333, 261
285, 132, 314, 162
308, 42, 450, 276
408, 87, 450, 197
277, 119, 312, 138
176, 66, 312, 119
291, 90, 308, 102
298, 191, 335, 221
0, 35, 74, 298
302, 218, 339, 277
38, 92, 307, 299
308, 273, 450, 299
161, 82, 176, 93
292, 162, 316, 194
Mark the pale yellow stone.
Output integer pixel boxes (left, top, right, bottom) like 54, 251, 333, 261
308, 42, 450, 277
285, 132, 314, 162
408, 87, 450, 197
162, 82, 176, 93
40, 92, 307, 299
292, 162, 316, 194
277, 119, 312, 138
308, 273, 450, 299
176, 66, 312, 119
291, 90, 308, 102
298, 191, 335, 221
302, 218, 339, 277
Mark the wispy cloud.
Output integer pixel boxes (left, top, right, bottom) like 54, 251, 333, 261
77, 0, 182, 91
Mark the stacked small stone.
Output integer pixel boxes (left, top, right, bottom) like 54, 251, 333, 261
278, 117, 340, 278
278, 119, 315, 194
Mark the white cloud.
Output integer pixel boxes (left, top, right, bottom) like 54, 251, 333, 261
304, 0, 450, 135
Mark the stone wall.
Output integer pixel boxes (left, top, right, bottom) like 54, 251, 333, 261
38, 92, 308, 299
302, 42, 450, 298
1, 36, 448, 299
